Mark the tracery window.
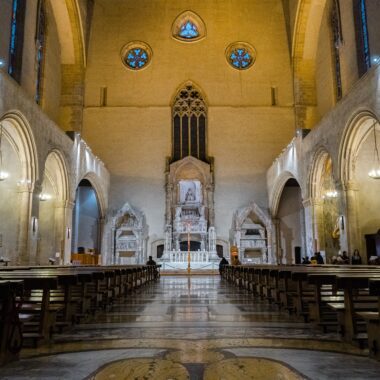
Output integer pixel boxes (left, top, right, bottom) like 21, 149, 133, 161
331, 0, 343, 100
8, 0, 26, 83
353, 0, 371, 77
226, 42, 256, 70
172, 11, 206, 42
172, 84, 207, 162
35, 0, 46, 104
179, 21, 199, 39
121, 41, 152, 70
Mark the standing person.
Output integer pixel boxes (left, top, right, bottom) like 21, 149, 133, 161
351, 249, 362, 265
219, 256, 229, 275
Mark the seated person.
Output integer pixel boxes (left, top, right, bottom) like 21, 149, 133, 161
302, 256, 311, 264
146, 255, 156, 265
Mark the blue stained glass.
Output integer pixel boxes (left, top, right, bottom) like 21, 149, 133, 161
125, 48, 149, 69
179, 21, 199, 39
360, 0, 371, 70
8, 0, 18, 75
229, 47, 253, 69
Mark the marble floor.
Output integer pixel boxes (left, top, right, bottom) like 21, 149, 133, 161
1, 275, 380, 379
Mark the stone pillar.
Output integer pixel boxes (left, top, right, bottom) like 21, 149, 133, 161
273, 218, 281, 264
53, 200, 75, 264
165, 183, 173, 225
16, 182, 35, 265
342, 181, 360, 254
302, 198, 322, 258
206, 184, 215, 226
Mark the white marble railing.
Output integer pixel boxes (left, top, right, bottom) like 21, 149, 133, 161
163, 250, 210, 263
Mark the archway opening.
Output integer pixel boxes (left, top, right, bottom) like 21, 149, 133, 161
353, 121, 380, 262
71, 179, 101, 258
0, 122, 23, 264
38, 152, 68, 265
276, 178, 304, 264
316, 155, 340, 262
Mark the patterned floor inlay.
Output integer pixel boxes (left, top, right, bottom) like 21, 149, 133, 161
1, 276, 380, 380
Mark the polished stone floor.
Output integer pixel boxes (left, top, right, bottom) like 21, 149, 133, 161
1, 275, 380, 379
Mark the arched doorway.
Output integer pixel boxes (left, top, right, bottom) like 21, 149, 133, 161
310, 152, 340, 262
71, 179, 101, 257
38, 151, 68, 264
341, 115, 380, 262
275, 178, 304, 264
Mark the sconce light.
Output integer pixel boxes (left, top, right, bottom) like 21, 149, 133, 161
39, 192, 51, 201
324, 190, 338, 198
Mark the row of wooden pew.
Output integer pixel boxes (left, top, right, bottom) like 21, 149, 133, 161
221, 264, 380, 360
0, 264, 160, 366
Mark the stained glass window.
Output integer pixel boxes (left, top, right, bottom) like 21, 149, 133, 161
8, 0, 26, 82
172, 11, 206, 42
226, 43, 256, 70
353, 0, 371, 77
121, 42, 152, 71
126, 48, 148, 69
172, 84, 207, 163
35, 0, 46, 104
179, 21, 199, 39
332, 0, 343, 100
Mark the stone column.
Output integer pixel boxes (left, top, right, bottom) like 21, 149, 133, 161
206, 184, 215, 226
302, 198, 323, 258
273, 218, 281, 264
165, 183, 173, 225
342, 181, 361, 254
16, 182, 35, 265
54, 200, 75, 264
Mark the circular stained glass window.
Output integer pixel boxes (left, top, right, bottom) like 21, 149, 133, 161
121, 42, 152, 71
226, 42, 256, 70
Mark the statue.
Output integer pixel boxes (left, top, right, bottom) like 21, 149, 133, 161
185, 187, 195, 202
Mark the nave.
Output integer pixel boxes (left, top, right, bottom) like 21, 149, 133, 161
1, 275, 380, 380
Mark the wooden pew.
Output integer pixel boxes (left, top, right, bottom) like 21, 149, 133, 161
0, 280, 23, 366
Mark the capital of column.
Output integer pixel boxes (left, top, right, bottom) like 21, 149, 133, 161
342, 180, 359, 192
302, 197, 323, 208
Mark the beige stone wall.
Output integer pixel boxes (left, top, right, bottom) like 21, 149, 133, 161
83, 0, 295, 248
315, 2, 335, 119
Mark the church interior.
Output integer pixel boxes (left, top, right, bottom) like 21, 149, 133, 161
1, 0, 380, 378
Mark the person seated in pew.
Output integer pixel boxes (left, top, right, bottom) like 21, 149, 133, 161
351, 249, 362, 265
146, 256, 156, 265
302, 256, 311, 264
311, 251, 324, 264
341, 251, 350, 264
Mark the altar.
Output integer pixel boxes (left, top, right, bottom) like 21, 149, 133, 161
159, 156, 219, 269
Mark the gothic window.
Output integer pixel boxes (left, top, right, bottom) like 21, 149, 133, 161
35, 0, 46, 104
331, 0, 343, 100
8, 0, 26, 83
226, 42, 256, 70
121, 42, 152, 70
179, 21, 199, 39
172, 11, 206, 42
353, 0, 371, 77
172, 83, 207, 162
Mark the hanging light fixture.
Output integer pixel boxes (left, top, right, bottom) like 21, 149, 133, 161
0, 122, 9, 181
368, 120, 380, 179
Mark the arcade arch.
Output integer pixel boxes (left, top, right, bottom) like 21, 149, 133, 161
0, 113, 37, 264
